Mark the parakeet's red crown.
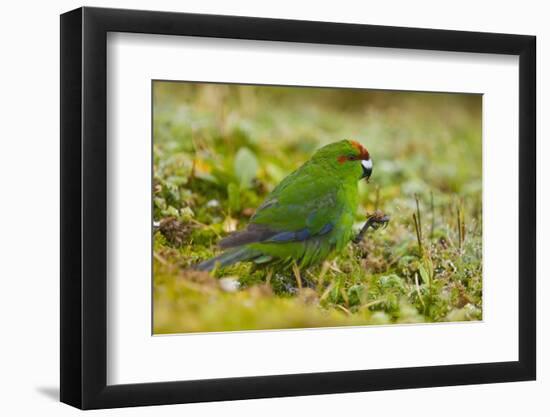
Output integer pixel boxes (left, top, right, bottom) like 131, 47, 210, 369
337, 140, 370, 164
350, 140, 370, 160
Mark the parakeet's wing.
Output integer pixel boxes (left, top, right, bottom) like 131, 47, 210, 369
219, 164, 345, 248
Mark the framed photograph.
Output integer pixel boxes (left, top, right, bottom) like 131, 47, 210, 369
60, 6, 536, 409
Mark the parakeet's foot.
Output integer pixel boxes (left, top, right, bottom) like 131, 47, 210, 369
353, 210, 390, 244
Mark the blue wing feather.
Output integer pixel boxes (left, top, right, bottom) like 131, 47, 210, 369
265, 222, 332, 243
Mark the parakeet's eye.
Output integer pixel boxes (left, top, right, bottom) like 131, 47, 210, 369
361, 158, 373, 180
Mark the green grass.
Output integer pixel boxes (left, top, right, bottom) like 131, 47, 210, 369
153, 82, 482, 334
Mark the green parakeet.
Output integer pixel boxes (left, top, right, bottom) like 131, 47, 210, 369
196, 139, 373, 271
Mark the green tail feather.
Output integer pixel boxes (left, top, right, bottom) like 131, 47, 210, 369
194, 247, 260, 271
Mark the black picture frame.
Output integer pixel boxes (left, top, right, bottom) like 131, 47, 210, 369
60, 6, 536, 410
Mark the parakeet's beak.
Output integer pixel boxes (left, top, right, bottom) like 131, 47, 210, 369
361, 158, 373, 181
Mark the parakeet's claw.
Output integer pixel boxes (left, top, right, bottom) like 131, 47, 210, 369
353, 210, 390, 243
368, 210, 390, 228
371, 214, 390, 230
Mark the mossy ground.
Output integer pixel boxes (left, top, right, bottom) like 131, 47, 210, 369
153, 82, 482, 334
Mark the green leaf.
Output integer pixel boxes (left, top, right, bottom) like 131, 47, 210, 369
378, 274, 405, 292
348, 284, 368, 306
234, 147, 258, 188
180, 206, 195, 220
227, 182, 241, 213
418, 264, 431, 286
164, 206, 179, 217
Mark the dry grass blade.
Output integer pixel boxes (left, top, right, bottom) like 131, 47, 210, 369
265, 268, 273, 286
292, 263, 303, 289
320, 282, 335, 303
430, 191, 435, 240
361, 298, 387, 309
415, 194, 423, 235
412, 194, 425, 255
456, 202, 466, 252
334, 304, 352, 315
414, 272, 426, 310
413, 213, 423, 255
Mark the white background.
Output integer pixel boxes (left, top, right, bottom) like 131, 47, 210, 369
108, 34, 519, 384
0, 0, 546, 415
